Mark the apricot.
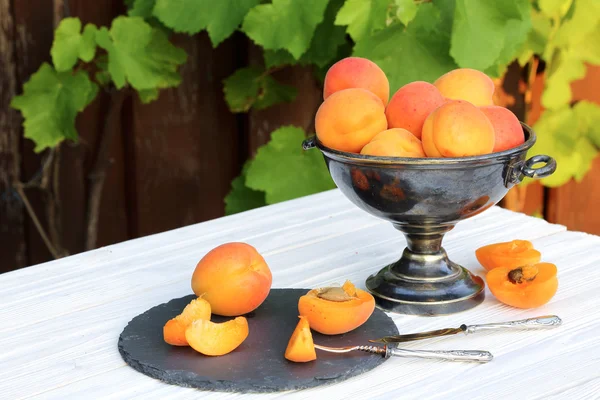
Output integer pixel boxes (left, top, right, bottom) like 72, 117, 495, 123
298, 280, 375, 335
476, 239, 541, 272
316, 88, 388, 153
385, 81, 445, 138
285, 316, 317, 363
360, 128, 425, 158
487, 263, 558, 309
191, 242, 272, 316
163, 296, 212, 346
323, 57, 389, 106
434, 68, 495, 106
421, 100, 495, 157
185, 316, 249, 356
480, 106, 525, 152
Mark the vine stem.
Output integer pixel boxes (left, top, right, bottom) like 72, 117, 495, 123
84, 88, 129, 251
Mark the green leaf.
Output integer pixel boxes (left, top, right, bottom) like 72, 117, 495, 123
354, 2, 458, 93
128, 0, 155, 18
10, 63, 98, 152
451, 0, 531, 72
552, 0, 600, 47
538, 0, 573, 17
263, 50, 296, 69
95, 16, 186, 91
395, 0, 418, 26
138, 88, 159, 104
242, 0, 329, 59
335, 0, 389, 41
224, 162, 267, 215
245, 126, 336, 204
541, 51, 586, 109
223, 67, 297, 113
50, 18, 97, 71
153, 0, 260, 47
525, 9, 552, 56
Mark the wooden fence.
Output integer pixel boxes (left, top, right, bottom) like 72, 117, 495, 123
1, 1, 599, 274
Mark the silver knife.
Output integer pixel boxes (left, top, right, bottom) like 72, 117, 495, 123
370, 315, 562, 344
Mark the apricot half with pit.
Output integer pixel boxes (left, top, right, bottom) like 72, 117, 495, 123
298, 280, 375, 335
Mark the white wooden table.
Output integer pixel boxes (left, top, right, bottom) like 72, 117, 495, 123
2, 189, 600, 399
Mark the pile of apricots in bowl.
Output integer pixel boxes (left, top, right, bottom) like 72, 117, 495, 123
316, 57, 525, 158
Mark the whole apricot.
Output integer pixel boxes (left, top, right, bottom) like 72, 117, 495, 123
385, 81, 445, 138
185, 317, 249, 356
316, 88, 388, 153
434, 68, 495, 106
361, 128, 425, 158
324, 57, 390, 106
422, 100, 495, 157
480, 106, 525, 152
191, 242, 272, 316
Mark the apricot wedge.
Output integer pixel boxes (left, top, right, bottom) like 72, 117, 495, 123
163, 296, 211, 346
285, 316, 317, 363
185, 317, 249, 356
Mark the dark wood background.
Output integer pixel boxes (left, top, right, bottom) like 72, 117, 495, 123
1, 1, 599, 274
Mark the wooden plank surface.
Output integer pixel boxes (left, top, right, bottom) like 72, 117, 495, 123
2, 189, 599, 399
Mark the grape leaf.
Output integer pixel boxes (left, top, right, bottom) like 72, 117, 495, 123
353, 2, 458, 93
395, 0, 418, 26
95, 16, 186, 91
223, 67, 297, 113
262, 0, 347, 68
50, 18, 97, 72
541, 51, 586, 109
224, 162, 267, 215
451, 0, 531, 72
335, 0, 389, 41
242, 0, 329, 59
128, 0, 155, 18
245, 126, 336, 204
153, 0, 260, 47
538, 0, 573, 18
138, 88, 159, 104
551, 0, 600, 47
10, 63, 98, 152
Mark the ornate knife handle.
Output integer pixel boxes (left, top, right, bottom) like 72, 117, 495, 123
464, 315, 562, 334
389, 348, 493, 363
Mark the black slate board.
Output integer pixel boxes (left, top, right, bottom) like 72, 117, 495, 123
118, 288, 399, 393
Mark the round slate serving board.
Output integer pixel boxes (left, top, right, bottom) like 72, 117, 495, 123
118, 288, 399, 393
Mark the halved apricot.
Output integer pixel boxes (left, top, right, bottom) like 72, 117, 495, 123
298, 280, 375, 335
185, 316, 249, 356
476, 240, 541, 271
163, 296, 211, 346
285, 316, 317, 363
487, 262, 558, 309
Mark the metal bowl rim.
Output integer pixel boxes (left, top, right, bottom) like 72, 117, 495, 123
316, 122, 536, 166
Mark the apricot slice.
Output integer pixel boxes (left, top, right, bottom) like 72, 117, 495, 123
475, 240, 541, 272
434, 68, 495, 106
298, 280, 375, 335
163, 296, 211, 346
487, 263, 558, 309
480, 106, 525, 152
360, 128, 426, 158
191, 242, 272, 316
323, 57, 390, 106
316, 88, 388, 153
185, 316, 249, 356
285, 316, 317, 363
385, 81, 445, 138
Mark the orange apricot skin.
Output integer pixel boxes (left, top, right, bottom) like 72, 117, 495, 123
434, 68, 495, 106
421, 100, 495, 157
285, 316, 317, 363
191, 242, 272, 317
360, 128, 425, 158
185, 316, 249, 356
385, 81, 445, 138
479, 106, 525, 152
324, 57, 390, 106
316, 88, 388, 153
163, 296, 211, 346
487, 263, 558, 309
298, 287, 375, 335
475, 240, 541, 272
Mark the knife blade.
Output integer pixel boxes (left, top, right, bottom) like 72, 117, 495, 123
369, 315, 562, 344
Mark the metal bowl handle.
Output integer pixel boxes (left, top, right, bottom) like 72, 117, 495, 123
302, 136, 317, 150
521, 154, 557, 179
